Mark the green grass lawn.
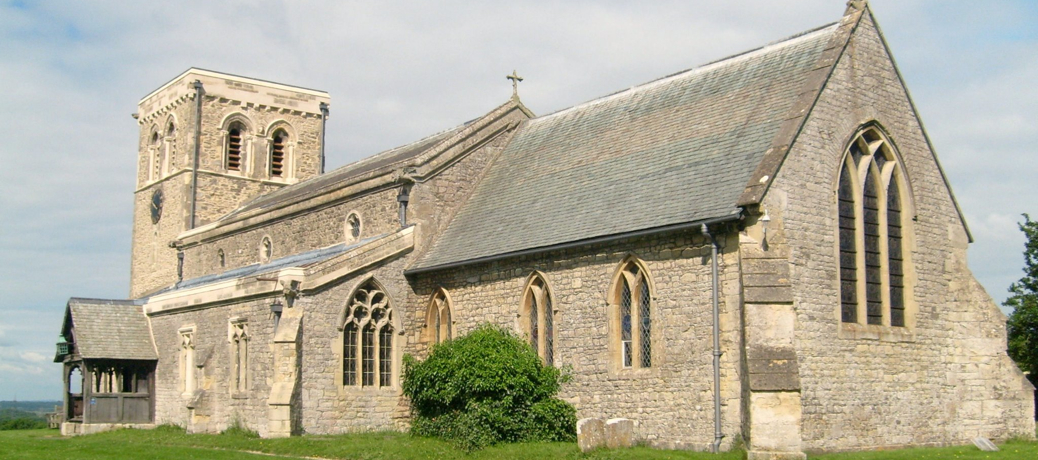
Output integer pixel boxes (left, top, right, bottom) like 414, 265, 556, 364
1, 427, 1035, 460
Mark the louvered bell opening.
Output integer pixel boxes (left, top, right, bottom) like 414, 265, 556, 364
228, 128, 242, 171
271, 134, 285, 177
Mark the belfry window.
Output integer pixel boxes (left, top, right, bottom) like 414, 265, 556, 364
611, 258, 653, 369
521, 274, 556, 366
837, 126, 910, 328
226, 122, 245, 171
341, 280, 394, 388
270, 129, 287, 178
425, 288, 452, 345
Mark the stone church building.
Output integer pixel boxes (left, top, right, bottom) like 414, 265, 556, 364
53, 2, 1034, 457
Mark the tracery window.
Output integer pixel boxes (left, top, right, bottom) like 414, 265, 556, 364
521, 273, 556, 366
226, 121, 245, 171
837, 126, 910, 327
425, 288, 453, 345
611, 258, 653, 369
341, 280, 394, 388
229, 319, 249, 394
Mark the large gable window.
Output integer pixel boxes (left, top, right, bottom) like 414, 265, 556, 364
837, 126, 911, 328
521, 273, 556, 366
341, 279, 394, 388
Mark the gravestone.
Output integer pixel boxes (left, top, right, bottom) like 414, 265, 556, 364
972, 437, 998, 452
605, 418, 634, 448
577, 418, 605, 452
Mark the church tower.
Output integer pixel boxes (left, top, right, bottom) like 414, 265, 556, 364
130, 69, 330, 297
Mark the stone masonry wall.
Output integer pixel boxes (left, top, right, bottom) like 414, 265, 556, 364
411, 230, 745, 451
150, 296, 277, 436
180, 121, 518, 282
131, 93, 323, 296
149, 117, 523, 434
182, 186, 400, 280
768, 10, 1034, 452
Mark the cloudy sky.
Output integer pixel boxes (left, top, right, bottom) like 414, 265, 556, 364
1, 1, 1035, 401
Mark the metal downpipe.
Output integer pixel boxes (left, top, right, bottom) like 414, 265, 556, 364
189, 80, 204, 229
319, 102, 329, 174
702, 224, 723, 453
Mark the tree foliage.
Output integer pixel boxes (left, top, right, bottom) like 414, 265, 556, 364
1006, 214, 1038, 386
402, 324, 575, 450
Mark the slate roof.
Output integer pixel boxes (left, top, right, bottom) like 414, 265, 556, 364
219, 124, 469, 222
154, 237, 379, 295
63, 298, 157, 361
413, 23, 839, 271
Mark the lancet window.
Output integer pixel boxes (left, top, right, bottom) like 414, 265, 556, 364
611, 258, 653, 369
229, 319, 249, 394
521, 273, 556, 366
837, 126, 910, 327
425, 288, 453, 345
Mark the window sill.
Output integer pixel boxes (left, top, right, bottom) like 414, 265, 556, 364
608, 365, 661, 380
337, 385, 399, 397
838, 322, 915, 342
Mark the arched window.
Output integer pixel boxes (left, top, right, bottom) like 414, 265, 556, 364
521, 274, 555, 365
230, 320, 249, 394
226, 121, 245, 171
342, 279, 394, 388
270, 129, 287, 178
166, 120, 177, 171
425, 288, 453, 345
837, 126, 910, 327
150, 129, 161, 181
260, 236, 273, 263
611, 258, 653, 369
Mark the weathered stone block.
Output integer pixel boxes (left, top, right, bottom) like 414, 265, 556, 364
577, 417, 605, 452
605, 418, 634, 449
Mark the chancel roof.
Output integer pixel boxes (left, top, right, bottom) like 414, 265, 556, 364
413, 23, 840, 271
62, 298, 157, 361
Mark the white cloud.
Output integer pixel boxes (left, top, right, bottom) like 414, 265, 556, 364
19, 351, 47, 363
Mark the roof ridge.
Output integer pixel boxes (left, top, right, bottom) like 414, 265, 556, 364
530, 22, 840, 124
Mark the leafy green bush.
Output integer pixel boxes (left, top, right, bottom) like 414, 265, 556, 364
402, 324, 575, 449
0, 417, 48, 430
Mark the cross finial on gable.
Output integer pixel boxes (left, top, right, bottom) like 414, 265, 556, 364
506, 70, 524, 98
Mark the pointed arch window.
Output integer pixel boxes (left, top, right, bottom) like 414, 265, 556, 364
611, 259, 653, 369
341, 280, 394, 388
837, 126, 910, 328
521, 274, 556, 366
226, 121, 245, 171
425, 288, 453, 345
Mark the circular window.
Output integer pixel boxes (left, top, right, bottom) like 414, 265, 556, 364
345, 212, 362, 243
